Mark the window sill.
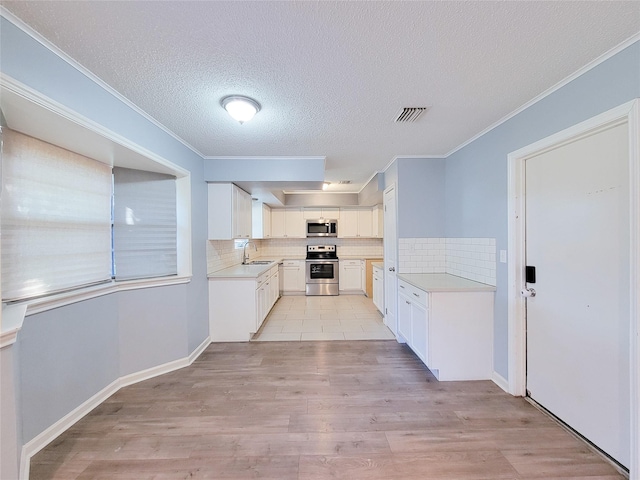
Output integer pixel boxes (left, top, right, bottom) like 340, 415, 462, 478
1, 275, 192, 348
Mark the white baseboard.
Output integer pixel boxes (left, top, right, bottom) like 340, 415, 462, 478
18, 338, 211, 480
189, 336, 211, 364
491, 370, 510, 394
119, 357, 189, 389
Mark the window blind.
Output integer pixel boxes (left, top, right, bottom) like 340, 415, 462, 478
1, 128, 113, 301
112, 167, 177, 280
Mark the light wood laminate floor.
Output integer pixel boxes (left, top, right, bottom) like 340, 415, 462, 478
253, 294, 395, 341
30, 341, 623, 479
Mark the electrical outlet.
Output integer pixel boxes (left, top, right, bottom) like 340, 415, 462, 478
500, 250, 507, 263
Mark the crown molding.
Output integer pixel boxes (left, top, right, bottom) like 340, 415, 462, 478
0, 7, 206, 159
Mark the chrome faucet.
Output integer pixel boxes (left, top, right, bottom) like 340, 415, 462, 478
242, 241, 257, 264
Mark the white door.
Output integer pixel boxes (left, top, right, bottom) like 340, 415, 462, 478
383, 185, 398, 337
525, 121, 630, 468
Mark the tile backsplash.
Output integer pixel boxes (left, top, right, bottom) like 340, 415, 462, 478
207, 238, 383, 273
399, 237, 496, 286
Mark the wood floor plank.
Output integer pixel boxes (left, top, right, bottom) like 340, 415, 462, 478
30, 340, 625, 479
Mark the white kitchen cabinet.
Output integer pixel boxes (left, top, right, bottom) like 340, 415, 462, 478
339, 259, 364, 292
252, 202, 271, 239
303, 207, 340, 219
208, 183, 252, 240
338, 208, 359, 237
397, 288, 412, 342
338, 207, 375, 238
271, 208, 305, 238
256, 266, 279, 330
209, 265, 279, 342
372, 265, 384, 314
280, 260, 306, 293
396, 277, 493, 381
372, 204, 383, 238
357, 209, 373, 237
397, 279, 429, 364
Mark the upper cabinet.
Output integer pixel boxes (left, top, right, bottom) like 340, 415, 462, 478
372, 204, 383, 238
338, 206, 381, 238
252, 202, 272, 239
271, 208, 305, 238
303, 207, 340, 220
208, 183, 252, 239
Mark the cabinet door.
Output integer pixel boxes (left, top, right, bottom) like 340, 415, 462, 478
373, 270, 383, 312
294, 262, 306, 291
397, 292, 412, 343
271, 209, 286, 237
339, 260, 362, 290
232, 186, 251, 239
270, 271, 279, 305
285, 208, 305, 238
281, 261, 305, 292
207, 183, 233, 239
411, 302, 428, 364
339, 209, 359, 237
357, 209, 373, 237
263, 204, 272, 238
372, 205, 383, 238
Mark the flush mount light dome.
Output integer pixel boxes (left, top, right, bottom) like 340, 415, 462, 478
221, 95, 261, 124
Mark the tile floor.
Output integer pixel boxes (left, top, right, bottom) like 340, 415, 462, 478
252, 294, 395, 341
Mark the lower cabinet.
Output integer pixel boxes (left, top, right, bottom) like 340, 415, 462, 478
339, 259, 364, 292
397, 279, 493, 381
397, 281, 428, 364
279, 260, 305, 294
209, 266, 280, 342
372, 265, 384, 314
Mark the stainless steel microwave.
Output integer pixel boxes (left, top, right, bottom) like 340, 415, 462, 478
306, 220, 338, 237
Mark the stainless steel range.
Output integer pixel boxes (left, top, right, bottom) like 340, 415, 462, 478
305, 245, 339, 296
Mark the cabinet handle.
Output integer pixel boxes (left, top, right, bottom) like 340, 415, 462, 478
406, 300, 411, 305
413, 292, 419, 298
399, 285, 405, 289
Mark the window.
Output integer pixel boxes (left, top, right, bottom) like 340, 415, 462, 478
113, 167, 177, 280
1, 128, 182, 303
1, 128, 113, 301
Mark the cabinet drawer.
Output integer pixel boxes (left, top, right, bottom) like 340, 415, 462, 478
257, 271, 270, 287
398, 279, 428, 307
282, 260, 300, 267
341, 260, 361, 267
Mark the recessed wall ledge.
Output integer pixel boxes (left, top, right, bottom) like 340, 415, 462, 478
1, 303, 26, 348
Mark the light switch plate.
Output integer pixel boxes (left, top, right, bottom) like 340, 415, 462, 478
500, 250, 507, 263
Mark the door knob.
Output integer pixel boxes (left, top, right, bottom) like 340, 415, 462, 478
521, 287, 536, 298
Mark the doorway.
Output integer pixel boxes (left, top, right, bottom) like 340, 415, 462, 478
507, 100, 639, 476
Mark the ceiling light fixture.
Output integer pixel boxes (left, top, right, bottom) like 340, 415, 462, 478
220, 95, 261, 124
323, 182, 330, 190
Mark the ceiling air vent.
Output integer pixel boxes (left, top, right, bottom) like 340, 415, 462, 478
394, 107, 428, 123
338, 180, 351, 185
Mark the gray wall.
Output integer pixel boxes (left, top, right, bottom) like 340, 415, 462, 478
397, 158, 446, 238
445, 41, 640, 378
1, 14, 209, 457
382, 41, 639, 380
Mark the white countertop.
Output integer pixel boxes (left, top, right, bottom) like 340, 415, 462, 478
397, 273, 496, 292
208, 260, 280, 279
372, 262, 384, 269
339, 255, 384, 260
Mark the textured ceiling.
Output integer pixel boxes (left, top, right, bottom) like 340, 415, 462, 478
2, 1, 639, 192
